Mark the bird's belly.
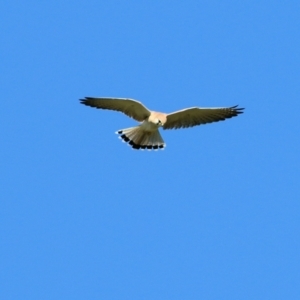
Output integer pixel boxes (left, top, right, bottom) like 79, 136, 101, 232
140, 120, 159, 132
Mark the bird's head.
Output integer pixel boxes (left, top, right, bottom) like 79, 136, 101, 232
155, 119, 163, 127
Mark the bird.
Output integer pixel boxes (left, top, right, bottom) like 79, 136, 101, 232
80, 97, 244, 150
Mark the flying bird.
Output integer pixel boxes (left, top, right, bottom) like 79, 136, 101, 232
80, 97, 244, 150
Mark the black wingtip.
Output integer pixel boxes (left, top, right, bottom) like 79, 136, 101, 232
231, 105, 245, 114
79, 97, 88, 105
79, 97, 96, 104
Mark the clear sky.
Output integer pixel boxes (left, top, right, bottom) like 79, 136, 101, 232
1, 1, 300, 299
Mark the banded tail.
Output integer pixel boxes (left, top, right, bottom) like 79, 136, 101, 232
116, 126, 166, 150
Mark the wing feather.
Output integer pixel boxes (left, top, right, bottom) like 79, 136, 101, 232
80, 97, 151, 122
163, 105, 244, 130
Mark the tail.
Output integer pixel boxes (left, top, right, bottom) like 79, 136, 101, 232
116, 126, 166, 150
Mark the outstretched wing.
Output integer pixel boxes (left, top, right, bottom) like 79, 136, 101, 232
163, 105, 244, 130
80, 97, 151, 122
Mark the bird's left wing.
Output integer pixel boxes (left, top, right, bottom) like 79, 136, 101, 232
163, 105, 244, 130
80, 97, 151, 122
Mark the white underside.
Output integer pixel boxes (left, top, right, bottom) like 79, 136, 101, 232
140, 120, 160, 132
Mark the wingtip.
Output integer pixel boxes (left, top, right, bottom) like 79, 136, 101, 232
231, 105, 245, 114
79, 97, 98, 107
79, 97, 87, 104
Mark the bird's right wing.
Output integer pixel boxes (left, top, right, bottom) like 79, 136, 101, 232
80, 97, 151, 122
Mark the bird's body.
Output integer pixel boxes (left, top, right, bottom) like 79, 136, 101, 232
140, 118, 163, 132
80, 97, 244, 150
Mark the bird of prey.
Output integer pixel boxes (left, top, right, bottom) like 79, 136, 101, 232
80, 97, 244, 150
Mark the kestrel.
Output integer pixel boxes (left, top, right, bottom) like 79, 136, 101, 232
80, 97, 244, 150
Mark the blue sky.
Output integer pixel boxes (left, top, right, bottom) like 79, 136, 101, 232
1, 1, 300, 299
